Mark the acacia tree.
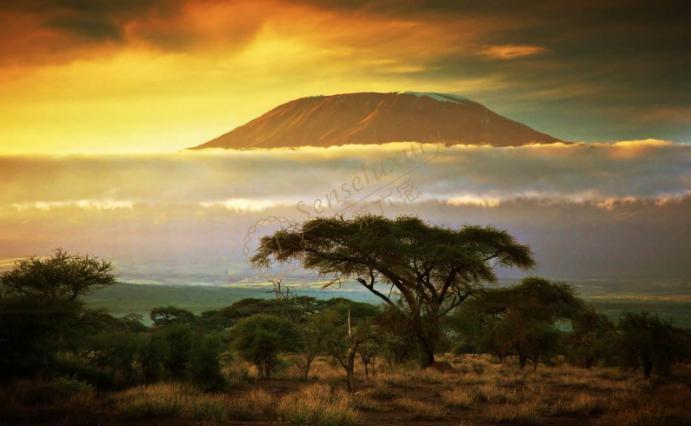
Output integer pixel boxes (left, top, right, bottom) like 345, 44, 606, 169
251, 215, 534, 367
0, 248, 115, 301
617, 312, 682, 379
455, 277, 581, 369
0, 249, 115, 379
568, 307, 616, 368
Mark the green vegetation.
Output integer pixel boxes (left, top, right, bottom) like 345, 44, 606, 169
230, 314, 303, 379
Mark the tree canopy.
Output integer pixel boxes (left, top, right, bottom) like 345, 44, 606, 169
0, 248, 115, 301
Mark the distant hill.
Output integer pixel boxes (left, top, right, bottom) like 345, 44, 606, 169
191, 92, 560, 150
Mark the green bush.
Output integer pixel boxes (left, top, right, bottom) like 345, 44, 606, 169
229, 314, 303, 379
189, 334, 226, 390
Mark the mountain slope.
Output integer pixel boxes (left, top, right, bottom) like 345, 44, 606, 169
191, 92, 559, 149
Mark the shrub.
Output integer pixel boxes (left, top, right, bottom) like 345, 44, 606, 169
229, 314, 303, 379
13, 377, 94, 406
189, 334, 226, 391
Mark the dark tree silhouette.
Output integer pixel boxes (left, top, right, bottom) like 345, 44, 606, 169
0, 248, 114, 301
617, 312, 683, 379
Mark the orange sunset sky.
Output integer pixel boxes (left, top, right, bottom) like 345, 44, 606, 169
1, 0, 690, 154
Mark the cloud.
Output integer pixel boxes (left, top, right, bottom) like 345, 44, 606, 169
482, 44, 547, 60
0, 140, 688, 210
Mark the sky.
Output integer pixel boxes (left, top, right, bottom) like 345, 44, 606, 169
1, 0, 690, 154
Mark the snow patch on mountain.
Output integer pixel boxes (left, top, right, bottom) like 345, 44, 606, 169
402, 91, 468, 104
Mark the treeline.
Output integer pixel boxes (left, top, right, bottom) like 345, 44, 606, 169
1, 250, 690, 395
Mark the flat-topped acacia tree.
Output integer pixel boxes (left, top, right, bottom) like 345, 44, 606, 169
251, 215, 534, 367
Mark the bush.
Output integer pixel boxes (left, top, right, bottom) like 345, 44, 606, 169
189, 334, 226, 391
229, 314, 303, 379
54, 356, 116, 390
13, 377, 94, 406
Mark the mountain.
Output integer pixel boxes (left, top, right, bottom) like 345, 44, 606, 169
191, 92, 560, 150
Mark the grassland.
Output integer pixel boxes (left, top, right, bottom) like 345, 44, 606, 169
3, 354, 690, 425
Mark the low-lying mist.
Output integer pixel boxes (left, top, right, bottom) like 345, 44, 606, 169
1, 140, 689, 293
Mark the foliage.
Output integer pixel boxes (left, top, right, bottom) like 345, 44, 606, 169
158, 324, 195, 377
229, 314, 303, 378
567, 307, 617, 368
150, 306, 196, 327
616, 312, 685, 378
0, 249, 114, 301
453, 277, 581, 368
189, 333, 226, 390
0, 296, 82, 380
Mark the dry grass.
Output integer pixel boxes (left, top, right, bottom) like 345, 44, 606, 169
440, 386, 479, 408
277, 383, 360, 426
393, 396, 447, 420
549, 392, 604, 416
5, 355, 690, 425
485, 400, 542, 424
112, 382, 274, 422
477, 383, 522, 404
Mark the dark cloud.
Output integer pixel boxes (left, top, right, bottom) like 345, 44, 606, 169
1, 0, 689, 140
2, 0, 182, 40
299, 0, 691, 141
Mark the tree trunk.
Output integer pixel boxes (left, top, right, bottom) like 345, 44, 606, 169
414, 310, 439, 368
345, 353, 356, 392
642, 358, 653, 379
419, 341, 436, 368
303, 355, 314, 380
518, 354, 528, 369
584, 358, 594, 369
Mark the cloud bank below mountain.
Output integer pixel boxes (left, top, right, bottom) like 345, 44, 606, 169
0, 140, 689, 287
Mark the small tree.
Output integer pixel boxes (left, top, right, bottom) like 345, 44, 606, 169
617, 312, 680, 379
320, 303, 378, 392
358, 340, 379, 378
229, 314, 302, 379
295, 313, 332, 380
0, 249, 115, 301
140, 335, 167, 383
159, 324, 194, 377
455, 277, 580, 369
568, 308, 616, 368
150, 306, 196, 327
